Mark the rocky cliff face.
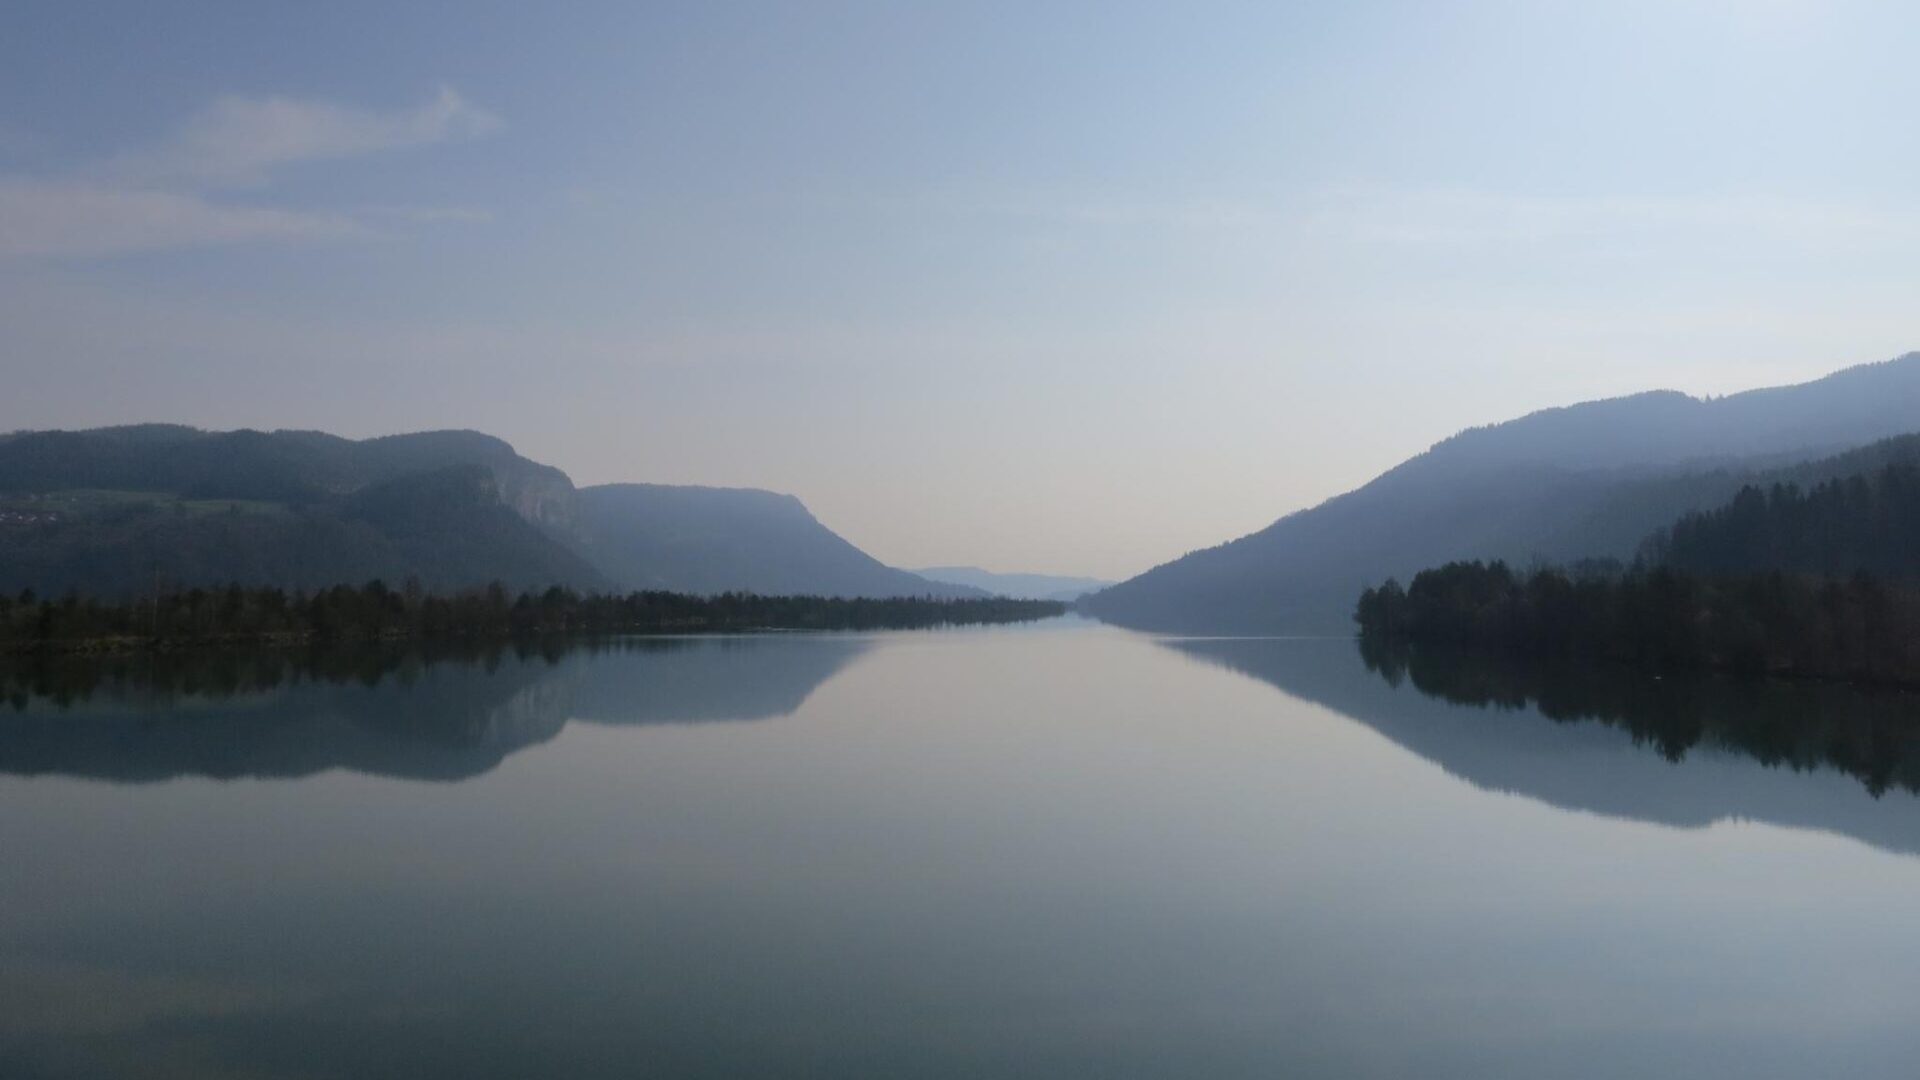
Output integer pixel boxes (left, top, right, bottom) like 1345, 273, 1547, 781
492, 464, 580, 535
348, 429, 584, 536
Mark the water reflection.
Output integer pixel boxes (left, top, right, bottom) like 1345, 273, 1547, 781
1356, 637, 1920, 795
568, 635, 873, 726
0, 635, 871, 783
1167, 635, 1920, 857
9, 625, 1920, 1078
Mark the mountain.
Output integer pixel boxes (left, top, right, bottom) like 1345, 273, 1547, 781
0, 424, 578, 529
0, 425, 981, 600
574, 484, 981, 598
909, 566, 1112, 601
1642, 435, 1920, 579
0, 455, 604, 597
1083, 352, 1920, 632
334, 464, 604, 590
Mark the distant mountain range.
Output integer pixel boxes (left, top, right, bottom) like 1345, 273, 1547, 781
1083, 351, 1920, 632
576, 484, 978, 599
18, 350, 1920, 614
909, 566, 1112, 601
0, 425, 974, 599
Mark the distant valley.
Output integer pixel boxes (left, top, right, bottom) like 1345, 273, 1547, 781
12, 351, 1920, 628
909, 566, 1112, 601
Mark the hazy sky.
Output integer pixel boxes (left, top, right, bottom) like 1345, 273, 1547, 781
3, 1, 1917, 580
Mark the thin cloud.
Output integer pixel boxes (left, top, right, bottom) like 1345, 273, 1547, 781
112, 85, 501, 188
0, 86, 497, 258
0, 180, 369, 258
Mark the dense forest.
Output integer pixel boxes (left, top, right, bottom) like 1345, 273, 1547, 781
0, 580, 1066, 655
1354, 457, 1920, 686
1355, 561, 1920, 685
1648, 463, 1920, 579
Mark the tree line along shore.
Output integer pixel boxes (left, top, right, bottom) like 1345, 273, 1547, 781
1357, 560, 1920, 687
1355, 466, 1920, 690
0, 580, 1067, 654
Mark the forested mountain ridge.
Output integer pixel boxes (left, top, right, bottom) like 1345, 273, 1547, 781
1649, 458, 1920, 580
0, 425, 578, 529
0, 426, 967, 600
1489, 430, 1920, 571
0, 463, 607, 596
1351, 446, 1920, 686
1082, 352, 1920, 632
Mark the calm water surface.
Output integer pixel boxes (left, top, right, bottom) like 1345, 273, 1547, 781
6, 619, 1920, 1078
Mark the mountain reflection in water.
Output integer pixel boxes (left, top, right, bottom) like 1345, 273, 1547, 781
0, 635, 872, 783
10, 623, 1920, 1079
1166, 635, 1920, 858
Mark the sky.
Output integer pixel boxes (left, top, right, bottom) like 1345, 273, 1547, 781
2, 0, 1917, 581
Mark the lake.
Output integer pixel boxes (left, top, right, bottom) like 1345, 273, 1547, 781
6, 618, 1920, 1078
